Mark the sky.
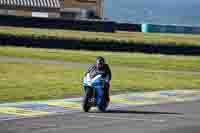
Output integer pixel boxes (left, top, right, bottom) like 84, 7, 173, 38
104, 0, 200, 25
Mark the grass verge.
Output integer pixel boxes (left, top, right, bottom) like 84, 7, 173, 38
0, 46, 200, 72
0, 61, 200, 102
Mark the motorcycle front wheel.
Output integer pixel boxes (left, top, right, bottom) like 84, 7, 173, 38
82, 87, 93, 112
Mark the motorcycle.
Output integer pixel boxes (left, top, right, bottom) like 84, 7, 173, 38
82, 73, 109, 112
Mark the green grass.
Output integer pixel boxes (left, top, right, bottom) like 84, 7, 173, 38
0, 61, 84, 102
0, 61, 200, 102
0, 46, 200, 72
0, 26, 200, 46
0, 46, 200, 102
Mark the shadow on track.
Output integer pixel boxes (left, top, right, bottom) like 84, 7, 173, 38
91, 109, 183, 115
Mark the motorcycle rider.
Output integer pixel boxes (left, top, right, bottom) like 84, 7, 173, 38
85, 56, 112, 102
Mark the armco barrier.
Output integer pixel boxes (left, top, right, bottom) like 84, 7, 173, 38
0, 15, 116, 33
0, 34, 200, 56
142, 23, 200, 34
116, 23, 141, 32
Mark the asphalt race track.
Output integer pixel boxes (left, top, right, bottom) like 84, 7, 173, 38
0, 99, 200, 133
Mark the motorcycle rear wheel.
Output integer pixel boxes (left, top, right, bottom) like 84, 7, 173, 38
98, 97, 108, 112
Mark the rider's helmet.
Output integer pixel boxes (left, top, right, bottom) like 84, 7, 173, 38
96, 56, 105, 70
